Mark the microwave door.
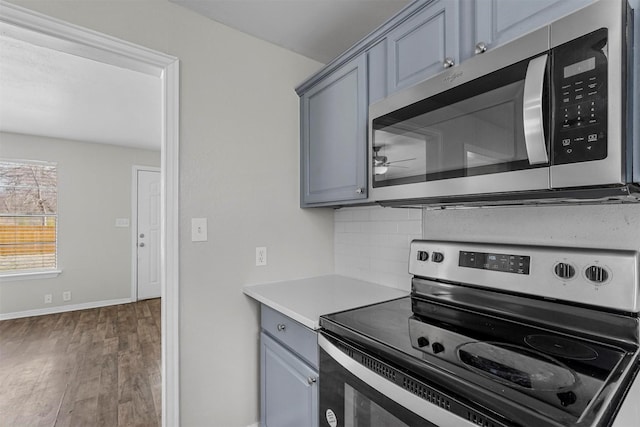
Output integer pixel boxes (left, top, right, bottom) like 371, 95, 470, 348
371, 54, 552, 201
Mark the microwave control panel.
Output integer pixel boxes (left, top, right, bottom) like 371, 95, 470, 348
552, 29, 608, 165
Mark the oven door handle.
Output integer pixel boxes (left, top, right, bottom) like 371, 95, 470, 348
523, 53, 549, 165
318, 333, 478, 426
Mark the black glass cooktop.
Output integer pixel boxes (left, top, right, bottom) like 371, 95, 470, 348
320, 296, 637, 426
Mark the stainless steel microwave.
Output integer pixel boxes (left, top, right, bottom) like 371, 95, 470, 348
369, 0, 637, 207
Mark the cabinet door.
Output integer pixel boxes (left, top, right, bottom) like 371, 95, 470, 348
387, 0, 460, 93
260, 332, 318, 427
474, 0, 594, 53
367, 39, 388, 105
300, 55, 367, 206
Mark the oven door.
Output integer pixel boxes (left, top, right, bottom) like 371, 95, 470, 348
318, 333, 478, 427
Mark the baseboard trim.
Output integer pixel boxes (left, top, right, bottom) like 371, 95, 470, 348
0, 298, 134, 320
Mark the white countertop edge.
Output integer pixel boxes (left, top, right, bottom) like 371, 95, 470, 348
243, 274, 409, 331
243, 286, 322, 330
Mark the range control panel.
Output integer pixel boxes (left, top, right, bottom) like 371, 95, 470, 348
552, 28, 608, 165
409, 240, 639, 313
459, 251, 531, 275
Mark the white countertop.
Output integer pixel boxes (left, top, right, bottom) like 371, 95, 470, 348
243, 275, 409, 330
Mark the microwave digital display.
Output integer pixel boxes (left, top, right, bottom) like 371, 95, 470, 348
563, 57, 596, 78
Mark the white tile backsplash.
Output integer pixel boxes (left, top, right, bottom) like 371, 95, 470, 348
334, 203, 640, 294
334, 206, 422, 291
422, 204, 640, 251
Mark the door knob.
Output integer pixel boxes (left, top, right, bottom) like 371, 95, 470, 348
307, 377, 317, 385
139, 243, 145, 247
443, 57, 455, 68
139, 233, 145, 238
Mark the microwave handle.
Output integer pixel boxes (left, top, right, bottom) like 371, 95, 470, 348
523, 54, 549, 165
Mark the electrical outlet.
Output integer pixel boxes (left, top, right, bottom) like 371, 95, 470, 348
62, 291, 72, 301
44, 294, 53, 304
256, 247, 267, 266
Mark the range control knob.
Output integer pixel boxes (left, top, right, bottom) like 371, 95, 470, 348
417, 251, 429, 262
585, 265, 609, 284
417, 337, 430, 348
432, 342, 445, 354
431, 252, 444, 263
554, 262, 576, 279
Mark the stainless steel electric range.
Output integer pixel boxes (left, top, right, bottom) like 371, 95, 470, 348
319, 240, 640, 427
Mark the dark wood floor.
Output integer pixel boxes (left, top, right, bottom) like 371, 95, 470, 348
0, 299, 161, 427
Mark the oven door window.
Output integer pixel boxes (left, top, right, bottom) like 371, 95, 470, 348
320, 348, 437, 427
372, 57, 549, 188
344, 383, 412, 427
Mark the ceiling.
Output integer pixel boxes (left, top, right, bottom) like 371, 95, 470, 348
0, 32, 161, 150
170, 0, 411, 64
0, 1, 410, 149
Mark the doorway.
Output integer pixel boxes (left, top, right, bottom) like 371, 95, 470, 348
0, 3, 180, 425
134, 167, 162, 301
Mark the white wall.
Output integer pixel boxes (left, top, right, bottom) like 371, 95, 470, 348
5, 1, 334, 426
0, 131, 160, 315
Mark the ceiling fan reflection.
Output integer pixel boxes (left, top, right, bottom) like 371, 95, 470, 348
373, 155, 416, 175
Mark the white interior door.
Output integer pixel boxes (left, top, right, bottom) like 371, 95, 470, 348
137, 169, 161, 300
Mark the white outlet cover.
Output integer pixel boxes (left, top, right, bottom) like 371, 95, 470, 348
63, 291, 72, 301
256, 247, 267, 266
191, 218, 208, 242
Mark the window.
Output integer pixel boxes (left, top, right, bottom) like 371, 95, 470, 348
0, 160, 58, 274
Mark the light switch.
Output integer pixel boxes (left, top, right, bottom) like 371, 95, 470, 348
191, 218, 208, 242
115, 218, 130, 227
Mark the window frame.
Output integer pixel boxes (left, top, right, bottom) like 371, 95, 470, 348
0, 159, 61, 280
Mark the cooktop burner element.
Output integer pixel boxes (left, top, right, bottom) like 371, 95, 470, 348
525, 334, 599, 361
456, 341, 578, 391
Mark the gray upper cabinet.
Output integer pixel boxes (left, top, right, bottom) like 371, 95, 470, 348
300, 55, 368, 206
387, 0, 460, 94
474, 0, 595, 55
367, 39, 388, 105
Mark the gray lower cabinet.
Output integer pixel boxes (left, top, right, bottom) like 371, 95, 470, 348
260, 305, 318, 427
300, 55, 368, 207
386, 0, 460, 94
